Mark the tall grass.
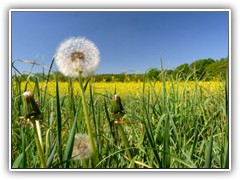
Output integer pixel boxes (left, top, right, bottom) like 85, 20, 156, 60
11, 61, 229, 169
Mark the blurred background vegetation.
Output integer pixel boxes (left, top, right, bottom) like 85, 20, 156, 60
13, 57, 228, 82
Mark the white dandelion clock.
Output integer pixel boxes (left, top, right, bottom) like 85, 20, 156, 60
55, 37, 100, 78
72, 133, 92, 161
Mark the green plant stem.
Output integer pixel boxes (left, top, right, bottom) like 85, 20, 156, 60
36, 120, 43, 149
32, 120, 46, 168
82, 159, 88, 168
78, 75, 99, 166
118, 124, 133, 160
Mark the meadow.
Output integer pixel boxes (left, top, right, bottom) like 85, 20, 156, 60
11, 72, 229, 169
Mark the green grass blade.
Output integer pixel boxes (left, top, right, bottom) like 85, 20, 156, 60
118, 124, 133, 160
20, 126, 26, 168
154, 114, 166, 143
62, 98, 81, 168
12, 154, 24, 169
68, 79, 76, 116
128, 155, 138, 168
12, 140, 34, 168
163, 110, 170, 168
204, 124, 214, 168
89, 83, 97, 133
190, 120, 199, 160
42, 57, 55, 107
83, 77, 90, 92
104, 98, 116, 143
142, 75, 161, 168
12, 64, 27, 80
47, 140, 57, 168
55, 73, 62, 165
168, 153, 196, 168
223, 69, 229, 168
34, 77, 40, 100
223, 138, 229, 168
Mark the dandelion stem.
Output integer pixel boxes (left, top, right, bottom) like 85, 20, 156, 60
118, 124, 133, 160
36, 120, 43, 149
32, 119, 46, 168
78, 74, 99, 166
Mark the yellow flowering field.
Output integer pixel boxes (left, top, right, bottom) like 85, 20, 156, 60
17, 80, 225, 98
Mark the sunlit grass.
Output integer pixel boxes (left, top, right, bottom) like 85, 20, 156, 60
11, 73, 228, 169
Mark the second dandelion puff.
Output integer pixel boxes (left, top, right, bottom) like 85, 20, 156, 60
72, 133, 92, 161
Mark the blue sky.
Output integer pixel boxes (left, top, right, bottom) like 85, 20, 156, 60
11, 10, 229, 74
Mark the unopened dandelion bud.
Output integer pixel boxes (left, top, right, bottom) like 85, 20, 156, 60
72, 133, 92, 161
22, 91, 41, 119
110, 94, 124, 118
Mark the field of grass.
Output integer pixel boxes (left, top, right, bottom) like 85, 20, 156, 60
11, 71, 229, 169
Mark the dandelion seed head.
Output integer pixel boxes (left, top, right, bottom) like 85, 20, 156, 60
22, 91, 34, 99
113, 94, 120, 101
22, 91, 41, 119
55, 37, 100, 78
72, 133, 92, 161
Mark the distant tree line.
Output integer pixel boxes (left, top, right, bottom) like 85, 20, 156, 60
146, 57, 228, 81
13, 57, 228, 82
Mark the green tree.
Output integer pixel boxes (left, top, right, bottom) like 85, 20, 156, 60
146, 68, 160, 81
190, 58, 215, 80
206, 59, 228, 80
172, 63, 191, 80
